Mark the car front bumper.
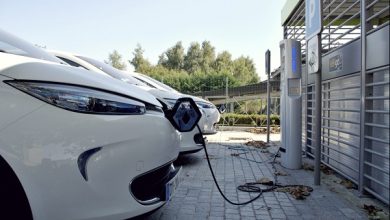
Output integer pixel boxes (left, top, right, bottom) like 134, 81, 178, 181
0, 101, 181, 220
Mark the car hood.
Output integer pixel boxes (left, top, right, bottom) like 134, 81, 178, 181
146, 88, 183, 100
0, 53, 161, 107
187, 95, 213, 105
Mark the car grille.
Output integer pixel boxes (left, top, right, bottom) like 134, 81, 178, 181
130, 162, 178, 205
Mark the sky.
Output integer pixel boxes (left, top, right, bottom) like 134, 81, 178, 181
0, 0, 285, 81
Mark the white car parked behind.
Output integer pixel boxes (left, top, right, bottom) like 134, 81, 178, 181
125, 72, 221, 134
0, 29, 183, 219
50, 50, 206, 154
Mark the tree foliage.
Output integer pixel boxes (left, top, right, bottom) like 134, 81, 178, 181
129, 44, 151, 73
158, 41, 185, 70
184, 42, 203, 74
232, 56, 258, 85
108, 41, 259, 94
105, 50, 127, 70
213, 51, 234, 74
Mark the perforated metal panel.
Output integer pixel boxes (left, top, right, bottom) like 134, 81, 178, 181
322, 73, 361, 182
286, 0, 389, 204
363, 66, 389, 203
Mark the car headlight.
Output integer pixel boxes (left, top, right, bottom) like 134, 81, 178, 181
6, 81, 146, 115
196, 101, 214, 109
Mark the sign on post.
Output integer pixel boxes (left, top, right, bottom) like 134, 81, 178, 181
306, 0, 322, 74
307, 35, 321, 74
305, 0, 323, 40
265, 50, 271, 76
305, 0, 323, 186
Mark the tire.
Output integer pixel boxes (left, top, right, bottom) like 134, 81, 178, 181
0, 156, 33, 219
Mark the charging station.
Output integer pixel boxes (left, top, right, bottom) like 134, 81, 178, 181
279, 39, 302, 169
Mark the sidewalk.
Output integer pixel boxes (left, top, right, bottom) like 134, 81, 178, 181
145, 132, 376, 220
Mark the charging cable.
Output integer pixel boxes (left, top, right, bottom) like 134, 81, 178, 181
196, 124, 265, 205
196, 124, 313, 206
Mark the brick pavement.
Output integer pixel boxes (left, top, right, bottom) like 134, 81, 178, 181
145, 142, 369, 220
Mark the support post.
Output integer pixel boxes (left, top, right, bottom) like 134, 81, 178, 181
359, 0, 367, 195
314, 57, 322, 185
305, 0, 323, 186
225, 77, 228, 112
266, 50, 271, 143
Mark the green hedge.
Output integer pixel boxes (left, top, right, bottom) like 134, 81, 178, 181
219, 113, 280, 126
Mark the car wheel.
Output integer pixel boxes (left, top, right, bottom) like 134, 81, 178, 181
0, 156, 33, 219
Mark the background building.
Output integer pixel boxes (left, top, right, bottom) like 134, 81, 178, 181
282, 0, 389, 204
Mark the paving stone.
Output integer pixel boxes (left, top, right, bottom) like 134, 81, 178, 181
145, 143, 368, 220
209, 210, 224, 217
208, 216, 224, 220
286, 216, 304, 220
225, 213, 241, 219
256, 215, 273, 220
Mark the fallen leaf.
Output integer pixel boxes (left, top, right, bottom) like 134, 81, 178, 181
340, 179, 356, 189
320, 164, 334, 175
363, 204, 383, 216
245, 140, 269, 148
276, 186, 313, 200
274, 170, 288, 176
257, 177, 273, 185
303, 163, 314, 171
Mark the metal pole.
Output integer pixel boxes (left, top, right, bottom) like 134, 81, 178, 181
260, 98, 263, 114
225, 77, 228, 112
304, 0, 322, 185
266, 50, 271, 143
267, 74, 271, 143
314, 35, 322, 185
359, 0, 367, 195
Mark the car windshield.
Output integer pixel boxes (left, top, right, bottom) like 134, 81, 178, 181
76, 55, 146, 86
137, 73, 179, 93
0, 29, 64, 64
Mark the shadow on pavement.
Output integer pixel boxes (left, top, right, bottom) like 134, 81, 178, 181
174, 152, 203, 167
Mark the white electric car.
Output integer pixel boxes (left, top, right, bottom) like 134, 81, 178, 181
189, 96, 220, 134
0, 29, 184, 219
50, 50, 206, 154
124, 71, 221, 134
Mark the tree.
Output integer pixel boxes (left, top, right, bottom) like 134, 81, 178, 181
213, 51, 234, 74
200, 41, 216, 73
158, 41, 185, 70
110, 41, 259, 94
232, 56, 259, 85
105, 50, 127, 70
129, 44, 151, 73
184, 42, 203, 74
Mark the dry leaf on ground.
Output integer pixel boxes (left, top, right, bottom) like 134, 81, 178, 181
257, 177, 273, 185
303, 163, 314, 171
245, 140, 269, 148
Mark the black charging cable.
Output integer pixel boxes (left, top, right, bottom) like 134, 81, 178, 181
196, 124, 314, 206
196, 124, 265, 205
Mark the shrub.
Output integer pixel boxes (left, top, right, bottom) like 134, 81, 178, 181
219, 113, 280, 126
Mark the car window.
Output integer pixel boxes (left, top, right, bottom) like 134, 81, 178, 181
0, 29, 64, 64
76, 56, 146, 86
57, 56, 88, 70
138, 74, 179, 93
133, 76, 157, 88
0, 41, 29, 56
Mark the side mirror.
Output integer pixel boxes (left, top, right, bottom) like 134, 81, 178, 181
166, 97, 202, 132
218, 104, 226, 114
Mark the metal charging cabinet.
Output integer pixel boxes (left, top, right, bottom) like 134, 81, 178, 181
279, 39, 302, 169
